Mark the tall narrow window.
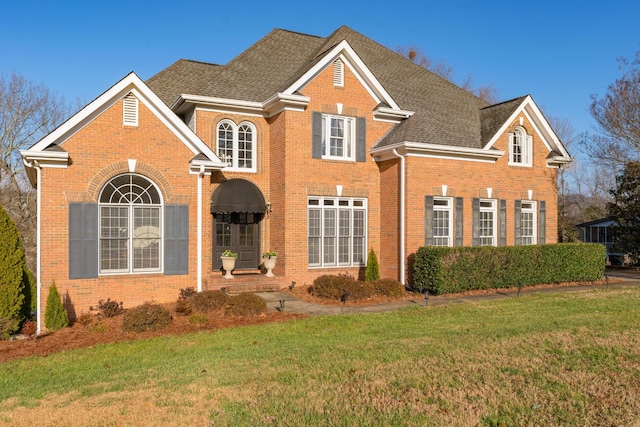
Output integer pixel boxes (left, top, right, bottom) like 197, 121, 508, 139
99, 174, 162, 273
509, 127, 532, 166
433, 197, 453, 246
520, 201, 537, 245
321, 115, 355, 161
308, 197, 367, 267
216, 120, 257, 172
479, 199, 497, 246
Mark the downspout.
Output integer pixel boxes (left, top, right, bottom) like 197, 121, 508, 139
197, 165, 204, 292
35, 162, 42, 335
392, 149, 406, 285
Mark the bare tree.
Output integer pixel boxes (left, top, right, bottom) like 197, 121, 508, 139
0, 72, 72, 272
397, 46, 499, 103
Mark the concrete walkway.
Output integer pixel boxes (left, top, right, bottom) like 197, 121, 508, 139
255, 274, 640, 316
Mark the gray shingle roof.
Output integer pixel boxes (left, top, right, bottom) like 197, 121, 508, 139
146, 26, 529, 149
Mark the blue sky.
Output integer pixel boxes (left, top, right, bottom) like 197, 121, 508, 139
2, 0, 638, 146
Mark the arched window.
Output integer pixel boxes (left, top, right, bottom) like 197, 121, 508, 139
99, 174, 162, 273
216, 120, 257, 172
509, 126, 532, 166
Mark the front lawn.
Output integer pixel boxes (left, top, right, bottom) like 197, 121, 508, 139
1, 286, 639, 426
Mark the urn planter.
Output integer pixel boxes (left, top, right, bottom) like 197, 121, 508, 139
221, 256, 236, 279
263, 256, 277, 277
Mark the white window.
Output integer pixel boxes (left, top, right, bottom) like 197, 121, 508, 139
321, 115, 356, 161
216, 120, 257, 172
433, 197, 453, 246
509, 127, 532, 166
308, 197, 367, 267
479, 199, 497, 246
520, 201, 537, 245
99, 174, 162, 274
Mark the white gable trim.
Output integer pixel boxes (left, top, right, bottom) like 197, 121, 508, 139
283, 40, 408, 114
26, 72, 225, 169
371, 141, 504, 163
483, 95, 571, 162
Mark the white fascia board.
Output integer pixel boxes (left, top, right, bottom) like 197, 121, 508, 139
371, 141, 504, 162
190, 158, 227, 174
373, 106, 415, 122
262, 93, 310, 117
20, 149, 69, 168
282, 40, 402, 111
174, 94, 264, 116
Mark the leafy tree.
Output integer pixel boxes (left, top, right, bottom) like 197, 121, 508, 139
0, 204, 27, 335
45, 281, 68, 331
0, 72, 72, 272
365, 249, 380, 282
607, 162, 640, 261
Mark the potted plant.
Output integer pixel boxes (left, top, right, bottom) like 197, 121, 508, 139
263, 250, 278, 277
221, 250, 237, 279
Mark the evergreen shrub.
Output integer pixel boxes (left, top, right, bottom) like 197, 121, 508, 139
45, 281, 68, 331
365, 249, 380, 282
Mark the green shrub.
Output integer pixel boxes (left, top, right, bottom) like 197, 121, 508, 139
90, 298, 124, 318
372, 278, 405, 298
365, 249, 380, 282
0, 205, 28, 334
187, 290, 229, 313
188, 314, 208, 325
45, 281, 68, 331
0, 317, 15, 340
413, 243, 607, 295
310, 274, 375, 301
122, 302, 172, 332
225, 293, 267, 316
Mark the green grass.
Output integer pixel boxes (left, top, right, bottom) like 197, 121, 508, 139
1, 287, 640, 426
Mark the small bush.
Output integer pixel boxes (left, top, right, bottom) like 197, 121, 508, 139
179, 287, 197, 300
20, 320, 37, 336
187, 290, 229, 313
189, 314, 208, 325
225, 293, 267, 316
76, 313, 95, 328
91, 298, 124, 318
310, 274, 375, 301
0, 317, 16, 340
88, 322, 108, 333
372, 278, 405, 298
45, 281, 68, 331
175, 298, 193, 316
365, 249, 380, 282
122, 302, 172, 333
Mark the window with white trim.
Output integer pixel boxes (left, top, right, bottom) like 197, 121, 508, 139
509, 127, 532, 166
308, 197, 367, 267
520, 201, 537, 245
479, 199, 497, 246
321, 115, 356, 161
433, 197, 453, 246
99, 174, 162, 273
216, 120, 257, 171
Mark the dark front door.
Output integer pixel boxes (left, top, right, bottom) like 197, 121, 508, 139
213, 212, 261, 271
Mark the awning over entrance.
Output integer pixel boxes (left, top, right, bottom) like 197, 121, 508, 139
210, 178, 266, 214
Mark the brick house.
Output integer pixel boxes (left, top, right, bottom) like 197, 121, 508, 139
21, 26, 570, 332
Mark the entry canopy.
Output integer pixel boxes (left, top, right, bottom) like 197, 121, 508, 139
210, 178, 266, 214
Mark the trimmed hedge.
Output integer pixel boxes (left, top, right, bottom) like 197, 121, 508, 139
413, 243, 606, 295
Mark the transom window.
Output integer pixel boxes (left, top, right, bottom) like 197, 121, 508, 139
520, 201, 537, 245
99, 174, 162, 274
479, 199, 497, 246
308, 197, 367, 267
509, 126, 532, 166
216, 120, 257, 172
433, 197, 453, 246
321, 115, 355, 161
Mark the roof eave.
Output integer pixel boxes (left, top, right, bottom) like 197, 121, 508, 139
371, 142, 504, 163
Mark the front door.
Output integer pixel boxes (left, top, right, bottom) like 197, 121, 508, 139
213, 213, 261, 271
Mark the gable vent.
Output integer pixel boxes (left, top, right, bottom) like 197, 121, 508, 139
333, 59, 344, 87
123, 92, 138, 126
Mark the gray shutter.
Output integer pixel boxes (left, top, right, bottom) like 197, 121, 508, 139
455, 197, 464, 246
312, 112, 322, 159
165, 205, 189, 275
472, 198, 480, 246
514, 200, 522, 246
356, 117, 366, 162
424, 196, 434, 246
538, 201, 546, 245
69, 203, 98, 279
499, 199, 507, 246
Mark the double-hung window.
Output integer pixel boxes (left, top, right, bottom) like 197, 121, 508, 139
322, 115, 355, 161
216, 120, 257, 172
433, 197, 453, 246
520, 201, 537, 245
99, 174, 162, 274
308, 197, 367, 267
479, 199, 497, 246
509, 127, 532, 166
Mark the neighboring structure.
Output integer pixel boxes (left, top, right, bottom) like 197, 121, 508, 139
21, 26, 571, 331
576, 217, 619, 263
